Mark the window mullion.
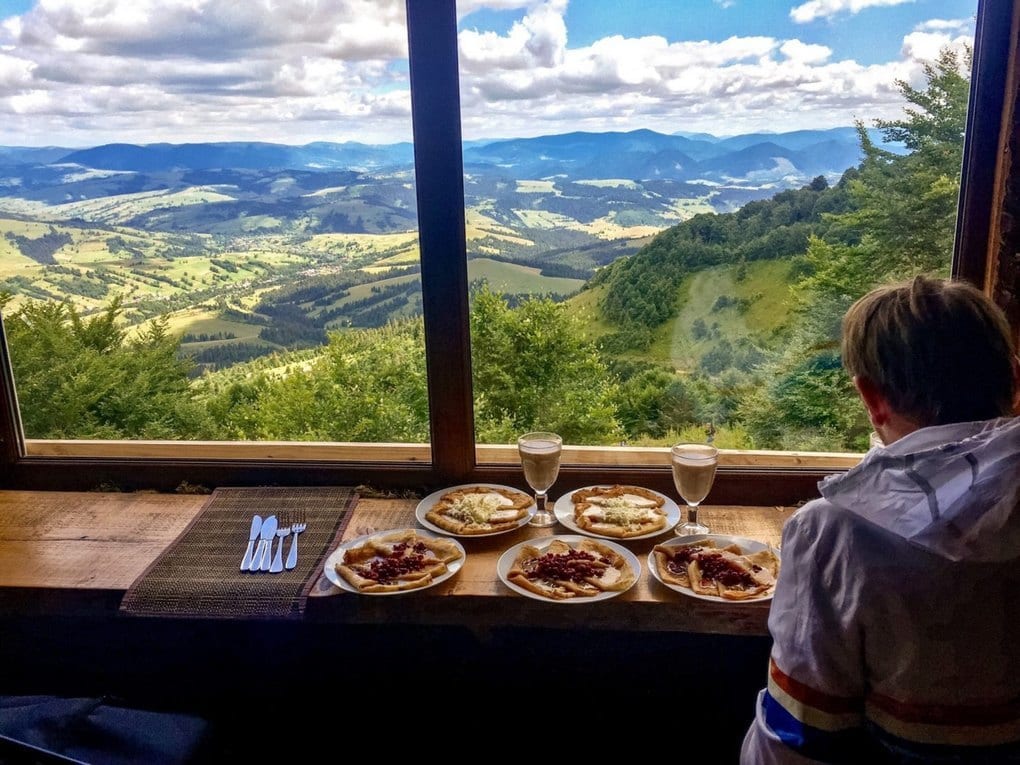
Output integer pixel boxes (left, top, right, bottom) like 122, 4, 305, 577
0, 312, 23, 473
406, 0, 476, 481
954, 0, 1014, 288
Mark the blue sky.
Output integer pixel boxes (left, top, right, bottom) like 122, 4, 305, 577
0, 0, 978, 146
464, 1, 976, 65
0, 1, 30, 16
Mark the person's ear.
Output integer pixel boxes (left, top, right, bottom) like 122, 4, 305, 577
853, 375, 891, 427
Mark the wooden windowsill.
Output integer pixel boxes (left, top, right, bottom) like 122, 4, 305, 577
23, 439, 863, 470
0, 488, 794, 637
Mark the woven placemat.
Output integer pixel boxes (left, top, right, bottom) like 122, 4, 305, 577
119, 486, 358, 620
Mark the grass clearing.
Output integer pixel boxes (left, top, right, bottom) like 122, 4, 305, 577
561, 284, 611, 337
585, 217, 665, 239
575, 179, 639, 189
51, 187, 236, 223
513, 209, 580, 230
466, 208, 534, 246
649, 258, 796, 370
468, 258, 584, 296
515, 180, 558, 194
139, 307, 267, 343
661, 197, 717, 221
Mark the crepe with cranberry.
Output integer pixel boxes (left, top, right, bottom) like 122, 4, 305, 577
506, 538, 636, 600
571, 485, 668, 538
425, 485, 533, 535
336, 529, 464, 593
652, 539, 779, 600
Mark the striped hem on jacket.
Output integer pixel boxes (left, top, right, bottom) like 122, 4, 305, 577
763, 659, 1020, 761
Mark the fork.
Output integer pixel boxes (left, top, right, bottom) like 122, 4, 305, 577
285, 511, 306, 570
270, 512, 291, 573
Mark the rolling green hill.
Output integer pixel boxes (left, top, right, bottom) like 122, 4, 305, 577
657, 259, 796, 371
467, 257, 585, 296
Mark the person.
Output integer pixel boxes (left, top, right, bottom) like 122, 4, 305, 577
741, 275, 1020, 764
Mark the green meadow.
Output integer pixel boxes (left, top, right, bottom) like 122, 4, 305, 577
467, 257, 584, 296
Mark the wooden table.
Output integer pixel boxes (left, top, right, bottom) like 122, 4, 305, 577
0, 489, 794, 636
0, 489, 793, 758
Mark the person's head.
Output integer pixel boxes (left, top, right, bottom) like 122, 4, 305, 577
841, 275, 1018, 438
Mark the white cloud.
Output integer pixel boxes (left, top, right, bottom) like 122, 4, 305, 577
459, 1, 567, 71
790, 0, 914, 24
780, 39, 832, 64
915, 18, 973, 33
0, 0, 415, 145
456, 0, 563, 19
901, 29, 972, 67
0, 0, 978, 146
456, 0, 972, 140
0, 51, 34, 90
459, 44, 924, 139
10, 0, 408, 60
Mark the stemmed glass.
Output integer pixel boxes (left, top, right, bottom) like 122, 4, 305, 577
671, 443, 718, 536
518, 431, 562, 527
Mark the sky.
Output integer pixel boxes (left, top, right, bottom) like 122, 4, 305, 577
0, 0, 978, 147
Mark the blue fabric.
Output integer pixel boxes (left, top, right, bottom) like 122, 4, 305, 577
762, 691, 1020, 764
0, 695, 209, 765
762, 690, 869, 764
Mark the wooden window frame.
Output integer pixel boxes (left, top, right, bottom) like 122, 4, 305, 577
0, 0, 1015, 505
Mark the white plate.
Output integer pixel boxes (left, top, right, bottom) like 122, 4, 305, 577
552, 485, 680, 541
496, 534, 640, 603
647, 533, 780, 603
415, 483, 536, 538
323, 528, 466, 596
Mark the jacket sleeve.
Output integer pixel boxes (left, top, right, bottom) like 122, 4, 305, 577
740, 505, 869, 764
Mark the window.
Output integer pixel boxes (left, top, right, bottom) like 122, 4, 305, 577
0, 0, 1013, 503
457, 0, 984, 457
0, 0, 431, 461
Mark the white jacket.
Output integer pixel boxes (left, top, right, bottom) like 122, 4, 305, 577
741, 416, 1020, 764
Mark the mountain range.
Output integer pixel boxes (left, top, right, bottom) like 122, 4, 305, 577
0, 126, 902, 188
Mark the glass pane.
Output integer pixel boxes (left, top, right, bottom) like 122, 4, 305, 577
459, 0, 978, 456
0, 0, 429, 455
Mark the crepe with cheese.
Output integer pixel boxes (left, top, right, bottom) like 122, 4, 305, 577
571, 485, 668, 538
425, 485, 533, 535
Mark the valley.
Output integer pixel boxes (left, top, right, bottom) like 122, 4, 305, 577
0, 126, 880, 376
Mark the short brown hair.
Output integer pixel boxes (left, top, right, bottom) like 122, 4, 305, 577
841, 275, 1017, 426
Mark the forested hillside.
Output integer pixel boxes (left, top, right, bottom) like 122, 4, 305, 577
593, 174, 852, 332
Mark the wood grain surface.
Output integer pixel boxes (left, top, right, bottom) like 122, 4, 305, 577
0, 490, 795, 636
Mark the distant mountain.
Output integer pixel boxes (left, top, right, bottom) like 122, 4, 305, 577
26, 126, 905, 189
57, 141, 415, 173
695, 141, 801, 179
715, 126, 886, 152
672, 131, 721, 143
461, 126, 903, 185
0, 146, 76, 166
0, 127, 908, 240
462, 128, 724, 168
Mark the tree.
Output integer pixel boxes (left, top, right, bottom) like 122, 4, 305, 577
470, 285, 623, 444
192, 286, 625, 445
612, 362, 703, 439
4, 299, 199, 439
194, 320, 429, 442
741, 46, 972, 450
798, 46, 970, 302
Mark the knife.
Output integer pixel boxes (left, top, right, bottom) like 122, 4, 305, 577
248, 514, 274, 572
256, 515, 278, 572
239, 514, 262, 572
